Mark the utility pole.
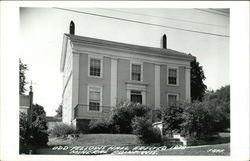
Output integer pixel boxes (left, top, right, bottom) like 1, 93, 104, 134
28, 83, 33, 128
27, 81, 35, 154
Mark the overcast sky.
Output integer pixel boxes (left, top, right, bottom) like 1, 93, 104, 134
20, 8, 229, 116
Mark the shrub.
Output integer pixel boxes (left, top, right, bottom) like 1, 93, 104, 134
19, 104, 49, 154
162, 103, 185, 136
89, 118, 116, 134
132, 116, 161, 144
162, 101, 223, 140
112, 102, 150, 134
180, 101, 219, 138
50, 123, 76, 137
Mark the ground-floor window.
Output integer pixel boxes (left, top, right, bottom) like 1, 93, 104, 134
130, 90, 142, 104
167, 93, 179, 106
89, 86, 102, 112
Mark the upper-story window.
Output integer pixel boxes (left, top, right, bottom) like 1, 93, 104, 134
88, 56, 103, 78
168, 67, 178, 85
131, 64, 142, 81
90, 59, 101, 76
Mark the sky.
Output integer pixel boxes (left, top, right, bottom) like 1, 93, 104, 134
20, 8, 229, 116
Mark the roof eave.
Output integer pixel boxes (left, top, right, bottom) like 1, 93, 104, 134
60, 35, 69, 72
66, 34, 194, 62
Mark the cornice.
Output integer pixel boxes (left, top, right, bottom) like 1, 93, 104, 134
64, 34, 195, 62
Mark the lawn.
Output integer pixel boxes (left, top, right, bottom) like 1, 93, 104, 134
48, 134, 140, 146
35, 134, 230, 155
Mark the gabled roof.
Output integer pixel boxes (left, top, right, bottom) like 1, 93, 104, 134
60, 34, 195, 72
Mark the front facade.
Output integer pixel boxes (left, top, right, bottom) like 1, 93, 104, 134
60, 33, 194, 129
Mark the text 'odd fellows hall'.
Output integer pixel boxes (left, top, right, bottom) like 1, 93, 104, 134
60, 21, 195, 130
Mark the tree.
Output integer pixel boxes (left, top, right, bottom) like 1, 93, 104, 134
19, 59, 28, 94
55, 104, 62, 117
19, 104, 48, 153
190, 58, 207, 102
204, 85, 230, 130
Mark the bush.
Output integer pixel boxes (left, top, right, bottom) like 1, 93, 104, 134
162, 103, 185, 136
132, 116, 161, 144
50, 123, 76, 137
180, 101, 220, 138
19, 104, 49, 154
112, 102, 150, 134
89, 118, 117, 134
162, 101, 224, 140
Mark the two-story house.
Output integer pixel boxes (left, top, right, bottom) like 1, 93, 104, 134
60, 22, 195, 130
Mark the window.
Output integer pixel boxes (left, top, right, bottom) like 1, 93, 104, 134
168, 68, 178, 85
168, 94, 178, 106
89, 58, 101, 77
132, 64, 141, 81
89, 87, 101, 112
130, 90, 142, 104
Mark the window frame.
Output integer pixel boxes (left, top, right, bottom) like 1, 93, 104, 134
167, 66, 179, 86
130, 61, 143, 82
88, 55, 103, 78
87, 85, 103, 113
167, 93, 179, 106
130, 90, 143, 104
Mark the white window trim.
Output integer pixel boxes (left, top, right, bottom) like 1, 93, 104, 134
167, 93, 179, 105
130, 60, 143, 82
167, 66, 179, 86
88, 55, 103, 78
126, 83, 147, 105
87, 85, 103, 113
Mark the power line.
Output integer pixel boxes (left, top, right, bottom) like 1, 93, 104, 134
210, 8, 230, 14
98, 8, 228, 28
55, 7, 229, 38
194, 8, 229, 17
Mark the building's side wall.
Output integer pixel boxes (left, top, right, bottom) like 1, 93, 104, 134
77, 53, 111, 119
62, 41, 73, 124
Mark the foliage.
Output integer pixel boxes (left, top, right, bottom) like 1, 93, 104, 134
162, 101, 227, 139
190, 58, 207, 102
111, 102, 150, 134
180, 101, 217, 138
50, 123, 76, 137
88, 118, 117, 134
203, 85, 230, 130
131, 116, 162, 144
162, 104, 184, 136
19, 104, 49, 153
55, 104, 63, 117
19, 59, 28, 94
151, 109, 162, 122
19, 112, 30, 153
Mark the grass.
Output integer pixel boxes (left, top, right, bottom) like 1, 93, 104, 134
35, 133, 230, 155
48, 134, 140, 146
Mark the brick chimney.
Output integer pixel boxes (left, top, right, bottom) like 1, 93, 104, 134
162, 34, 167, 49
70, 21, 75, 35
